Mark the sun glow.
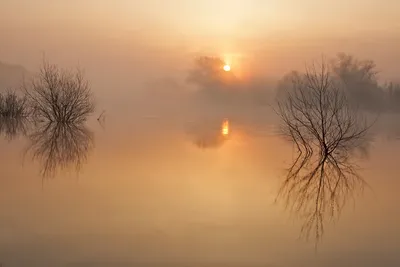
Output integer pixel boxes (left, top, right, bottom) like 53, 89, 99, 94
223, 64, 231, 72
221, 120, 229, 136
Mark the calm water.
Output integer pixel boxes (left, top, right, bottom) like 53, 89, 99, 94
0, 107, 400, 267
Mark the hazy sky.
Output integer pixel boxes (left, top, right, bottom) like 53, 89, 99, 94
1, 0, 400, 82
2, 0, 399, 35
1, 2, 400, 266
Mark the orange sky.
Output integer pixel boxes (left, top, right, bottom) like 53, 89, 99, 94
1, 0, 400, 82
1, 0, 399, 38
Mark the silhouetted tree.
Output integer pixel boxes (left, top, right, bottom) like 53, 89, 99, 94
382, 82, 400, 112
187, 56, 229, 87
0, 90, 28, 141
0, 90, 27, 119
275, 71, 302, 101
23, 60, 95, 124
186, 56, 243, 104
275, 60, 372, 246
331, 53, 383, 111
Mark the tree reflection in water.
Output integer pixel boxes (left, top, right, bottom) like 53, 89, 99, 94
186, 119, 231, 149
26, 121, 94, 178
277, 141, 370, 246
0, 117, 28, 141
194, 133, 228, 149
275, 61, 373, 247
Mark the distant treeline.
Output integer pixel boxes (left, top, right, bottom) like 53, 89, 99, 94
187, 53, 400, 113
277, 53, 400, 113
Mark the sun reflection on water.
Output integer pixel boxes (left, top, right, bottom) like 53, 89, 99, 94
222, 119, 229, 136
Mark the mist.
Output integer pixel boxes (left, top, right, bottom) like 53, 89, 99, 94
2, 26, 400, 145
1, 1, 400, 266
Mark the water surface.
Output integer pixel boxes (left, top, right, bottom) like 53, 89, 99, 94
0, 108, 399, 267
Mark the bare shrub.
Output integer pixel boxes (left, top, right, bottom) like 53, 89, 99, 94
23, 61, 95, 124
0, 90, 27, 119
0, 90, 28, 141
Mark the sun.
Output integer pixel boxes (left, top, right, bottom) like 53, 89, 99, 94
223, 64, 231, 72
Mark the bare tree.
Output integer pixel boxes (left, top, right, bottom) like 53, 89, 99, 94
23, 60, 95, 124
0, 90, 27, 119
25, 121, 94, 178
0, 90, 28, 141
186, 56, 242, 104
331, 53, 383, 111
275, 60, 373, 246
187, 56, 228, 87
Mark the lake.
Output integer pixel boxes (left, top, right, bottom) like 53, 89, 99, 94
0, 104, 399, 267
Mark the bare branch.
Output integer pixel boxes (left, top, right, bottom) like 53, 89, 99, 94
22, 60, 95, 124
0, 90, 28, 141
275, 59, 373, 247
25, 121, 94, 178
